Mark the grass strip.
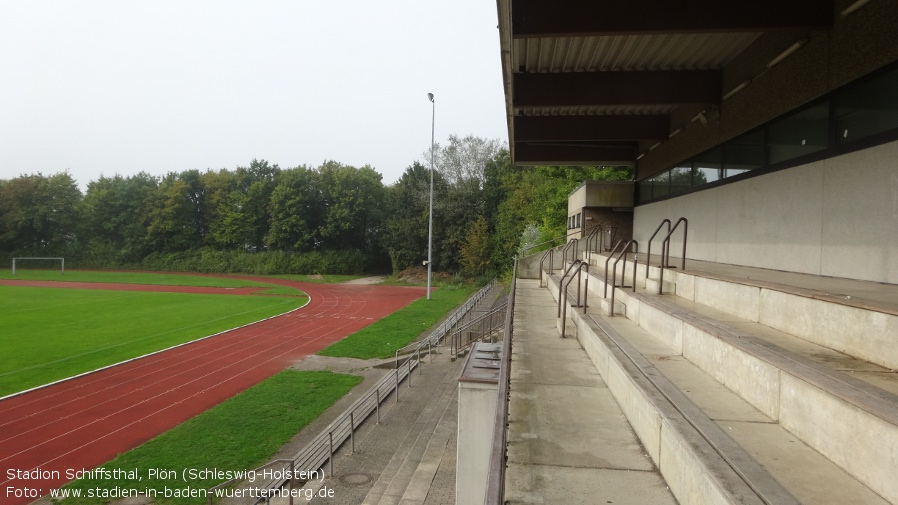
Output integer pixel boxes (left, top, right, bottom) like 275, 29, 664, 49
317, 286, 476, 359
0, 286, 306, 396
56, 370, 363, 505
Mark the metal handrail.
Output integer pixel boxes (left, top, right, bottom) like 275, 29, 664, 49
583, 224, 603, 254
450, 302, 508, 359
485, 256, 517, 505
560, 261, 589, 338
603, 240, 624, 298
209, 279, 499, 503
393, 278, 497, 368
520, 230, 580, 257
658, 217, 688, 294
208, 355, 421, 504
645, 218, 671, 279
561, 238, 579, 266
609, 240, 638, 316
539, 248, 554, 287
557, 259, 585, 318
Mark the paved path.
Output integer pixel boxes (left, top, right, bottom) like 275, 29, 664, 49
503, 279, 676, 504
0, 278, 425, 505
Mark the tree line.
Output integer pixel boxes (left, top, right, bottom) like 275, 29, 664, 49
0, 134, 631, 278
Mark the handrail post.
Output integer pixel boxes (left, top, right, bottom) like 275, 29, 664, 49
609, 240, 638, 316
328, 431, 334, 477
646, 218, 671, 279
557, 259, 583, 318
659, 217, 688, 294
350, 411, 355, 453
603, 240, 624, 298
582, 263, 590, 314
289, 460, 295, 505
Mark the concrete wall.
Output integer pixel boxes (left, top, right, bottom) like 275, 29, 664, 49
456, 380, 498, 505
634, 139, 898, 284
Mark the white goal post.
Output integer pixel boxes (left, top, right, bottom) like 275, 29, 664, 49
11, 257, 65, 275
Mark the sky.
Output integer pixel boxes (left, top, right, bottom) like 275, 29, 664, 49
0, 0, 509, 190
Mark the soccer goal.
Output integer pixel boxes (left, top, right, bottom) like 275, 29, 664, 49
11, 257, 65, 276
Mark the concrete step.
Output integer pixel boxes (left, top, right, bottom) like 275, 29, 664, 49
644, 276, 676, 295
549, 271, 898, 504
505, 279, 677, 505
396, 393, 457, 505
362, 358, 461, 505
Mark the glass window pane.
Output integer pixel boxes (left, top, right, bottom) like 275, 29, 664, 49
638, 179, 654, 202
768, 101, 829, 164
836, 67, 898, 144
723, 129, 765, 177
653, 172, 670, 198
670, 165, 691, 194
692, 148, 721, 186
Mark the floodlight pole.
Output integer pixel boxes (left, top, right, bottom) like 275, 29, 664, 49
427, 92, 435, 300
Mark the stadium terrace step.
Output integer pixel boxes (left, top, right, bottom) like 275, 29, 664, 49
551, 254, 898, 504
362, 357, 460, 505
505, 279, 677, 505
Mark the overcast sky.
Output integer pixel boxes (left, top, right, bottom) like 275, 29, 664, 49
0, 0, 508, 190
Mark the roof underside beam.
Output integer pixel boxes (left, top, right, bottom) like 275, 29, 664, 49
514, 115, 669, 142
514, 70, 721, 107
511, 0, 833, 37
514, 142, 637, 166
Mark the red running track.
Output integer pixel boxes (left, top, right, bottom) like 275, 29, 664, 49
0, 277, 425, 504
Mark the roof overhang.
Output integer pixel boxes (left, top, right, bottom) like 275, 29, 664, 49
497, 0, 834, 168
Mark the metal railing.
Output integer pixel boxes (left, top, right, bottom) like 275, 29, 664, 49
658, 217, 688, 294
539, 248, 554, 287
208, 278, 498, 504
450, 302, 508, 360
520, 230, 580, 258
583, 224, 604, 255
560, 261, 589, 338
209, 355, 420, 504
645, 218, 671, 279
556, 259, 584, 318
393, 278, 498, 368
608, 240, 638, 316
485, 256, 517, 505
603, 240, 624, 298
561, 238, 578, 266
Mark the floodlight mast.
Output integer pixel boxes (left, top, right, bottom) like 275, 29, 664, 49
427, 92, 435, 300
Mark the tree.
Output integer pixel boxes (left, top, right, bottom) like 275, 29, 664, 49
384, 162, 444, 273
145, 173, 198, 253
460, 215, 491, 277
0, 172, 82, 254
80, 173, 158, 264
316, 161, 386, 253
217, 159, 280, 250
266, 166, 322, 252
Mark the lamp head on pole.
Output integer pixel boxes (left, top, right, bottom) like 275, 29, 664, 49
427, 92, 434, 102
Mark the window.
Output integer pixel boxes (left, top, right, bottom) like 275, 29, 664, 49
723, 129, 765, 177
768, 101, 829, 164
638, 179, 654, 202
836, 67, 898, 144
692, 148, 721, 186
653, 172, 670, 199
637, 62, 898, 205
670, 165, 692, 194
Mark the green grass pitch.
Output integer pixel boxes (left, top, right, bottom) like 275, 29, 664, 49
0, 279, 307, 397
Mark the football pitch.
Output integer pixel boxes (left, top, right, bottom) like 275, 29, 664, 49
0, 272, 308, 397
